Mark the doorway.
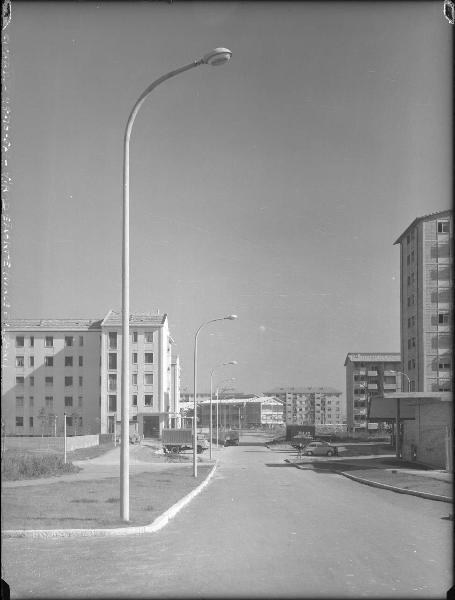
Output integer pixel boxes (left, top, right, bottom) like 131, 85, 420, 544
143, 415, 160, 438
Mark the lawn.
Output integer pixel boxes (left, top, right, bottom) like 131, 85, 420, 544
2, 465, 212, 529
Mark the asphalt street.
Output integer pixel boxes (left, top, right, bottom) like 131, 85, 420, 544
2, 433, 452, 598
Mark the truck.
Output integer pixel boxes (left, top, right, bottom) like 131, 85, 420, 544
222, 430, 240, 447
162, 428, 209, 454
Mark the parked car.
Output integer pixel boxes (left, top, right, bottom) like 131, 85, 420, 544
224, 431, 240, 446
303, 441, 338, 457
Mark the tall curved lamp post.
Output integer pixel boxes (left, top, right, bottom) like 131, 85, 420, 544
209, 361, 237, 459
121, 48, 232, 522
193, 315, 237, 476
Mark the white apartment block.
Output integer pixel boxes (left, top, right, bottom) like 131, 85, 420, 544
394, 210, 453, 393
344, 353, 402, 431
264, 387, 345, 426
2, 319, 102, 436
2, 311, 180, 438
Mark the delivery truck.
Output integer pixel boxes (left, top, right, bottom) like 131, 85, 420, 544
162, 428, 209, 454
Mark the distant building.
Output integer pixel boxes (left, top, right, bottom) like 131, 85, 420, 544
263, 387, 344, 426
394, 209, 453, 393
2, 311, 180, 438
344, 353, 401, 432
195, 396, 284, 429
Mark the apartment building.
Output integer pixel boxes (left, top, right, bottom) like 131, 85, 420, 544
344, 353, 401, 431
394, 210, 453, 393
2, 311, 180, 438
197, 396, 285, 429
2, 319, 102, 436
264, 387, 344, 426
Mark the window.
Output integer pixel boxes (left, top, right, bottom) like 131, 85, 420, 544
144, 373, 153, 386
66, 417, 73, 427
408, 360, 412, 370
45, 336, 53, 347
109, 332, 117, 350
132, 374, 138, 386
144, 395, 153, 406
144, 332, 153, 343
79, 376, 83, 387
438, 380, 451, 392
132, 395, 137, 406
65, 396, 73, 407
108, 395, 117, 412
406, 255, 410, 266
16, 417, 24, 427
65, 336, 74, 347
132, 331, 138, 343
44, 356, 54, 367
132, 352, 138, 365
438, 313, 449, 325
438, 221, 449, 233
411, 273, 415, 284
411, 316, 415, 327
79, 416, 83, 427
79, 335, 84, 347
45, 396, 54, 409
29, 417, 34, 428
45, 376, 53, 386
65, 376, 73, 387
29, 356, 34, 367
78, 396, 83, 408
15, 336, 24, 347
16, 376, 24, 386
29, 336, 34, 347
407, 297, 411, 307
108, 374, 117, 391
29, 376, 34, 387
65, 356, 73, 367
16, 356, 24, 367
145, 353, 153, 364
407, 318, 411, 329
412, 338, 416, 348
411, 251, 415, 263
29, 396, 34, 407
408, 339, 411, 349
79, 356, 83, 367
439, 360, 451, 370
406, 234, 410, 245
108, 353, 117, 370
16, 396, 24, 408
407, 276, 410, 286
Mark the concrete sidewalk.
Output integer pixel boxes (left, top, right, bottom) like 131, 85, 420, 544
289, 455, 453, 503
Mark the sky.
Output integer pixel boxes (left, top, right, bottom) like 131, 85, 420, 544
3, 1, 452, 397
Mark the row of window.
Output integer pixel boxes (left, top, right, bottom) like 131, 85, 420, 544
15, 335, 85, 348
16, 396, 83, 409
107, 373, 154, 391
16, 355, 85, 368
15, 376, 83, 387
107, 352, 154, 369
107, 394, 154, 412
108, 331, 154, 349
15, 415, 82, 427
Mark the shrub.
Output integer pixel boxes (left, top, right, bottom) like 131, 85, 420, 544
1, 451, 79, 481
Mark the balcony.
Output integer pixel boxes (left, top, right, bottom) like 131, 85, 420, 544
383, 383, 397, 390
367, 371, 378, 377
367, 384, 378, 390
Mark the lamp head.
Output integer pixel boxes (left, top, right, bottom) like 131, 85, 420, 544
202, 48, 232, 66
226, 314, 238, 320
228, 361, 238, 365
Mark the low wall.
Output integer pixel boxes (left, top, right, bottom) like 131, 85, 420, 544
4, 435, 100, 452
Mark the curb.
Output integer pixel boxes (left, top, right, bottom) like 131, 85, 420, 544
290, 462, 452, 503
334, 470, 453, 503
3, 463, 217, 539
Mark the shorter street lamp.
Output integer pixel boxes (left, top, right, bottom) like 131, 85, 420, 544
389, 371, 411, 458
389, 371, 411, 392
193, 314, 238, 476
209, 361, 237, 459
215, 378, 236, 447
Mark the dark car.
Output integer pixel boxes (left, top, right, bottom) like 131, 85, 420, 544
224, 432, 239, 446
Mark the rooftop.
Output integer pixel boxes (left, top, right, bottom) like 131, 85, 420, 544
264, 387, 342, 395
393, 209, 453, 245
4, 318, 102, 331
101, 310, 167, 327
344, 353, 401, 366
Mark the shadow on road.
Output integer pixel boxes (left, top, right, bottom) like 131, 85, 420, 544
265, 463, 297, 468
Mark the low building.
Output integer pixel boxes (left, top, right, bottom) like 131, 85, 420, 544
195, 396, 285, 429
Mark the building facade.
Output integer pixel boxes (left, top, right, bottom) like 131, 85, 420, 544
196, 396, 284, 429
2, 311, 180, 438
344, 353, 402, 431
264, 387, 345, 426
2, 319, 103, 436
394, 210, 453, 393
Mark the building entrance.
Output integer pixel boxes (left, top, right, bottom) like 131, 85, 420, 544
143, 416, 160, 438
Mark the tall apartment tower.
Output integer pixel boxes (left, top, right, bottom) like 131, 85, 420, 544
394, 210, 453, 393
344, 353, 402, 431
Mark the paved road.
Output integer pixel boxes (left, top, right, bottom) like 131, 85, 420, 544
2, 433, 452, 598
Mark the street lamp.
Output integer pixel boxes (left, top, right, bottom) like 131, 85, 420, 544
389, 370, 411, 392
193, 315, 237, 476
209, 361, 237, 459
389, 371, 411, 458
120, 48, 232, 522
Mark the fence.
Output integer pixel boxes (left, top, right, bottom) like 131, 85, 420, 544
3, 435, 100, 452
